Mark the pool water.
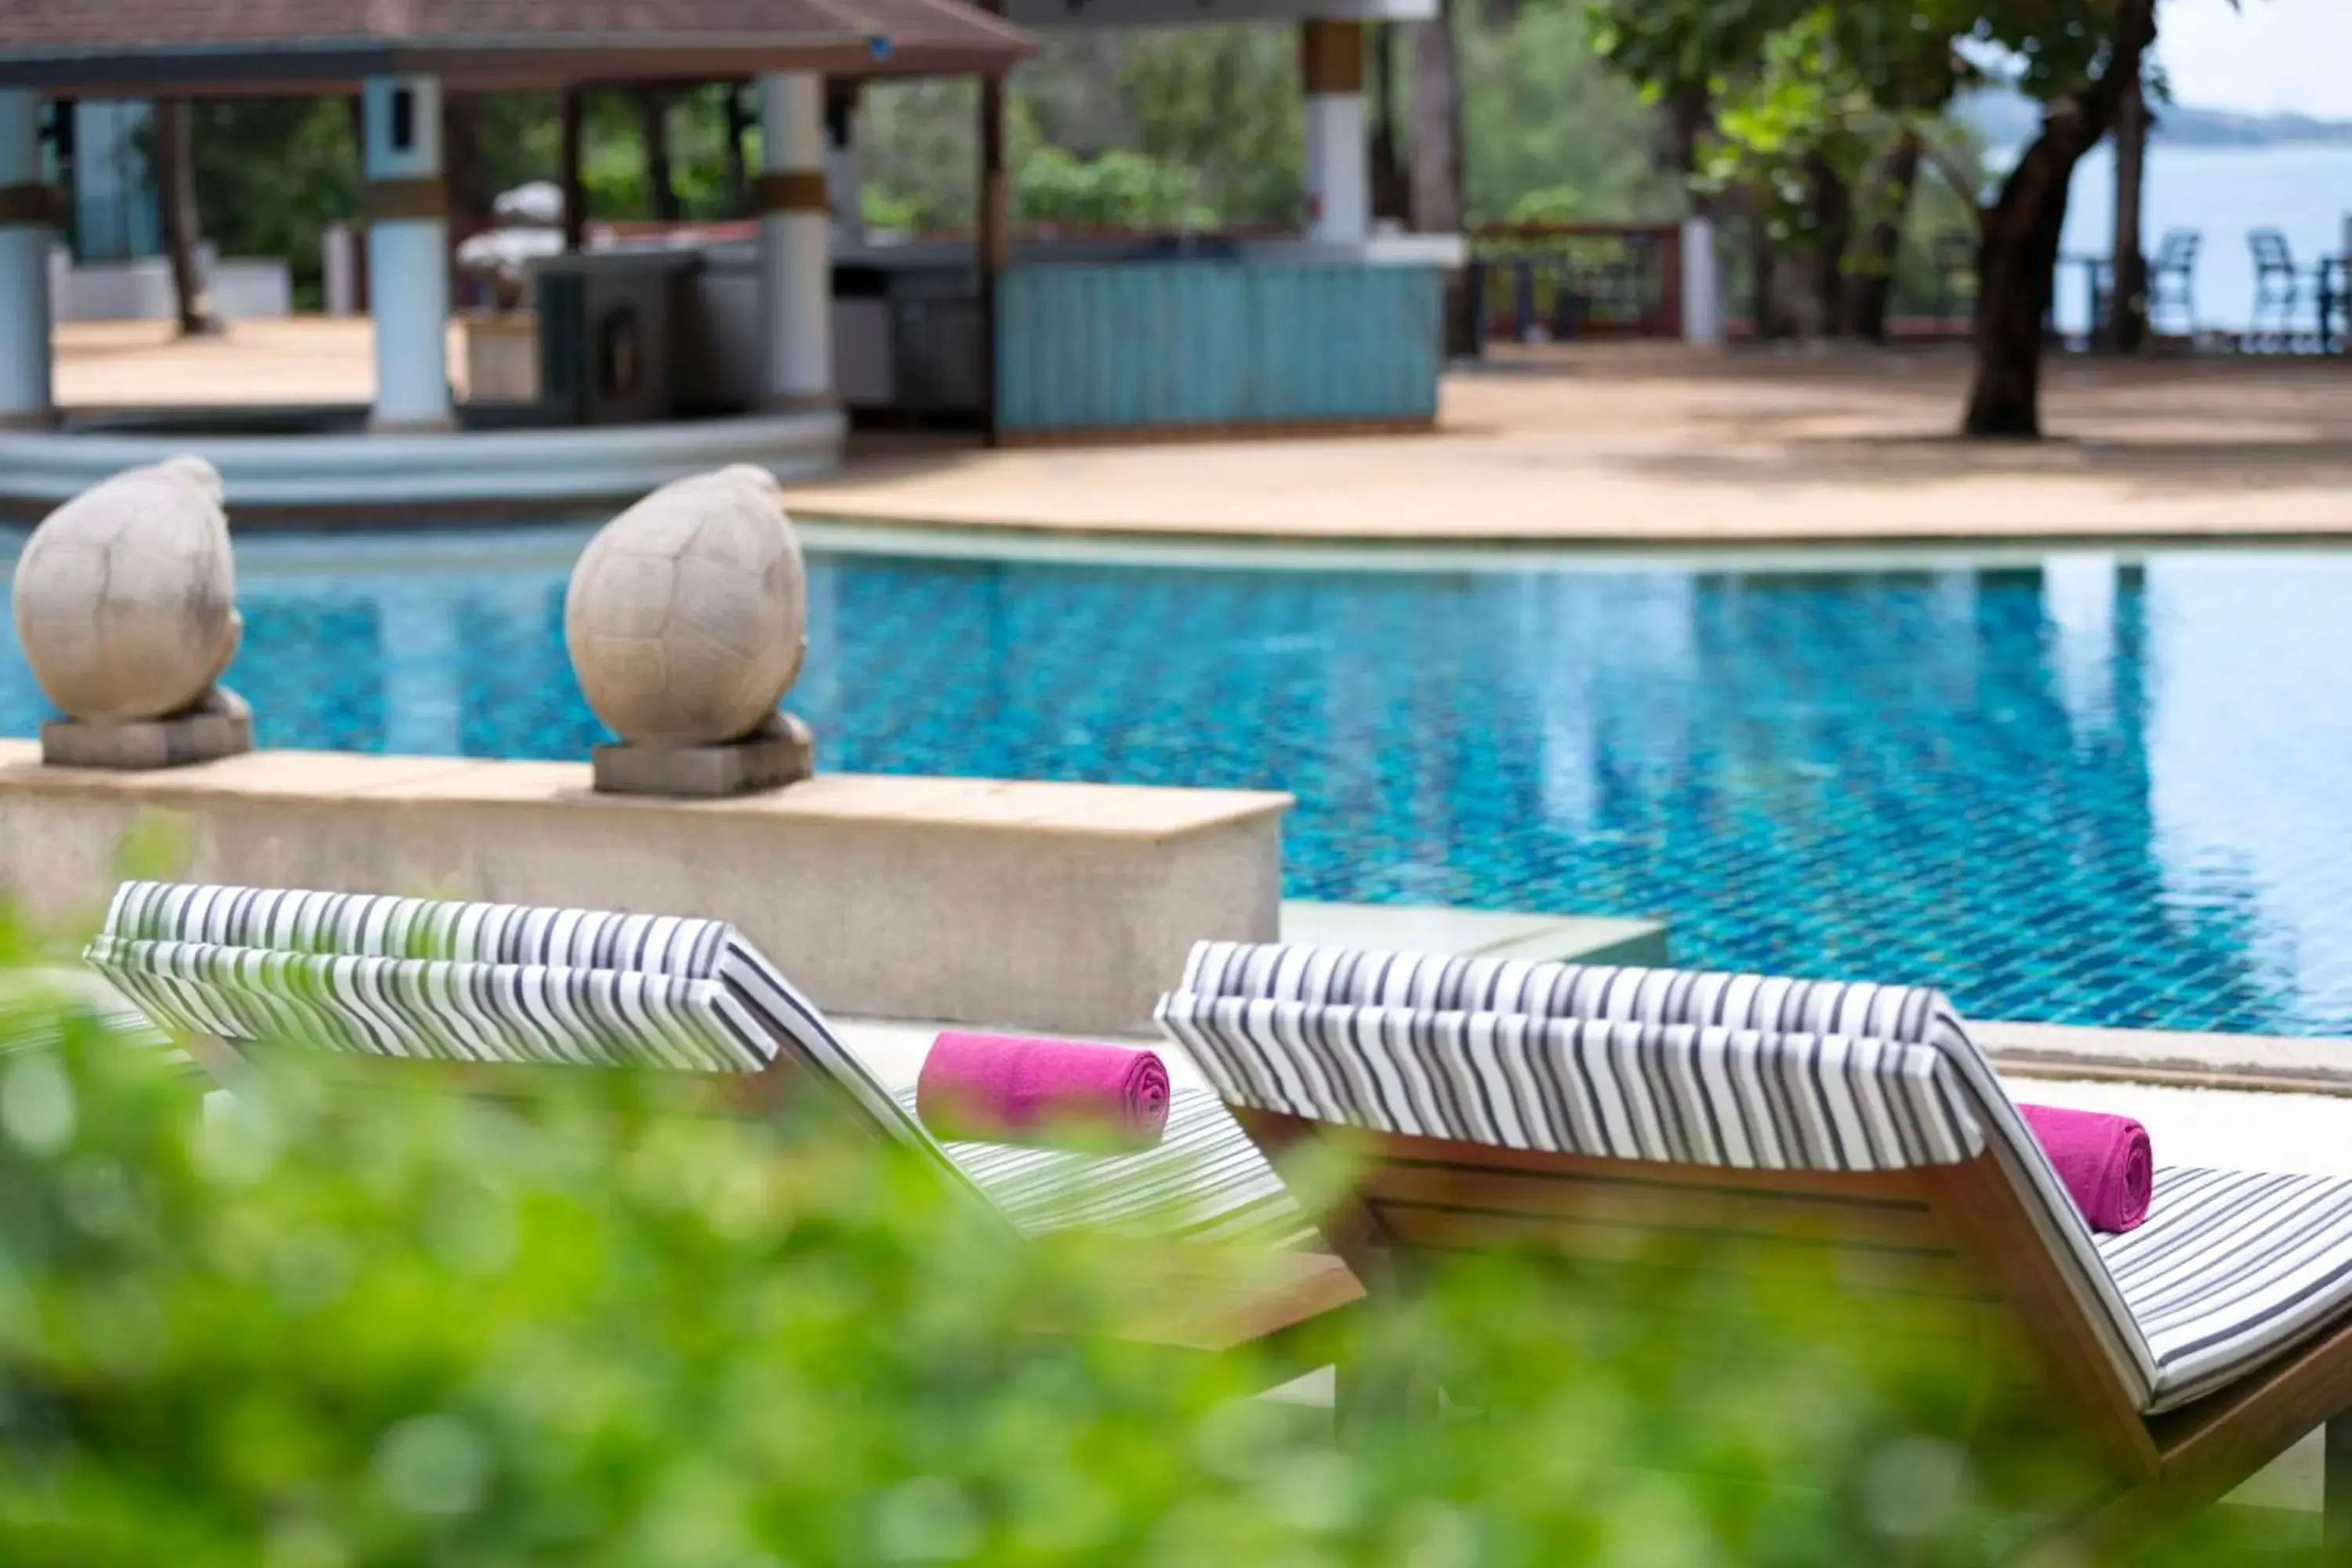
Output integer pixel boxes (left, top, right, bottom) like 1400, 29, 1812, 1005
3, 534, 2349, 1038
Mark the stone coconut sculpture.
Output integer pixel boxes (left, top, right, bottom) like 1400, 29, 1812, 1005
564, 464, 814, 796
13, 456, 252, 769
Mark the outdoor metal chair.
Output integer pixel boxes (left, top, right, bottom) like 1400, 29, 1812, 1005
2073, 254, 2114, 347
2249, 228, 2302, 342
2147, 227, 2201, 336
2319, 257, 2351, 356
85, 881, 1358, 1363
1160, 939, 2352, 1560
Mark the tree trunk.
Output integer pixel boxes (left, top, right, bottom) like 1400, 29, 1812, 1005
1962, 0, 2158, 437
1802, 148, 1854, 338
1406, 0, 1465, 232
2107, 67, 2149, 353
443, 96, 492, 232
153, 99, 222, 337
1846, 125, 1922, 343
559, 89, 587, 252
724, 84, 751, 218
1367, 23, 1410, 225
346, 95, 370, 313
1744, 192, 1790, 339
637, 89, 679, 223
978, 75, 1007, 447
1660, 85, 1710, 203
441, 95, 491, 311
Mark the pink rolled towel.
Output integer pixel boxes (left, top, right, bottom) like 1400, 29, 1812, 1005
2017, 1104, 2153, 1234
916, 1033, 1172, 1152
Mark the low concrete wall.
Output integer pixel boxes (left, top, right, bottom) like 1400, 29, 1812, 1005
462, 312, 540, 404
0, 409, 844, 515
0, 743, 1288, 1036
46, 247, 293, 323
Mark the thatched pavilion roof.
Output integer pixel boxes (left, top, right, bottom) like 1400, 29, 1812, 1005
0, 0, 1034, 93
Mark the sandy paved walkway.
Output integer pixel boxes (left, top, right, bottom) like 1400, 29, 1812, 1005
55, 322, 2352, 544
793, 347, 2352, 545
55, 318, 471, 408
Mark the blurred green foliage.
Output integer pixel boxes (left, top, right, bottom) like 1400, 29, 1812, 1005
0, 896, 2307, 1566
856, 30, 1308, 234
172, 0, 1683, 283
185, 100, 358, 314
158, 0, 1997, 332
1504, 184, 1586, 223
1457, 2, 1678, 226
1116, 28, 1307, 227
1011, 147, 1214, 230
855, 7, 1677, 233
579, 88, 750, 227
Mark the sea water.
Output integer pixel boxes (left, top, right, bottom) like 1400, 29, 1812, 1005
2052, 140, 2352, 334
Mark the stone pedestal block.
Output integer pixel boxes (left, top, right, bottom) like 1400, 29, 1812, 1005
591, 711, 814, 798
40, 686, 253, 770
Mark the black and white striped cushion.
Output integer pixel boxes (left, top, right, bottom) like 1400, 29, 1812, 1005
1163, 942, 2352, 1414
103, 881, 735, 975
1156, 995, 1985, 1171
2102, 1167, 2352, 1413
901, 1085, 1308, 1247
89, 937, 765, 1071
1173, 942, 2126, 1327
87, 883, 985, 1217
1180, 942, 1965, 1040
93, 881, 911, 1129
86, 884, 1296, 1250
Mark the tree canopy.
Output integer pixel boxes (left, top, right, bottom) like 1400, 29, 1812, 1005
1588, 0, 2173, 429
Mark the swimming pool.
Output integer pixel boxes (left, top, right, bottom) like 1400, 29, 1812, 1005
3, 532, 2348, 1038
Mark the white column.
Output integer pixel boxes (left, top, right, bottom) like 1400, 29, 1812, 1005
1303, 95, 1369, 244
757, 72, 832, 409
322, 223, 359, 317
1679, 215, 1722, 345
361, 74, 452, 430
1301, 20, 1369, 245
0, 89, 56, 428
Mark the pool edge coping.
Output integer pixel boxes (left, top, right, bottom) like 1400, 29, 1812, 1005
1981, 1022, 2352, 1099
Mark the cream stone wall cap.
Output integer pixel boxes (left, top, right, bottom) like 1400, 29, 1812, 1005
10, 455, 241, 723
564, 464, 811, 749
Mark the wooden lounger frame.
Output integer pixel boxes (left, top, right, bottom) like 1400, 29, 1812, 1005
1236, 1108, 2352, 1561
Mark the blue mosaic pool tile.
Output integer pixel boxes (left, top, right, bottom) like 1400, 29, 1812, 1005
2, 543, 2349, 1038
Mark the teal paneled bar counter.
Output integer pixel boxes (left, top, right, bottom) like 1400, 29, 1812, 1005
994, 258, 1443, 440
681, 231, 1459, 441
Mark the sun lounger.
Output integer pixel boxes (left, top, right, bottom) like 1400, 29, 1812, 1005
82, 882, 1355, 1359
1156, 941, 2352, 1554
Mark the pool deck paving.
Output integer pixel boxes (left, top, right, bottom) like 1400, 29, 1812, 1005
55, 318, 470, 409
792, 344, 2352, 546
51, 322, 2352, 546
